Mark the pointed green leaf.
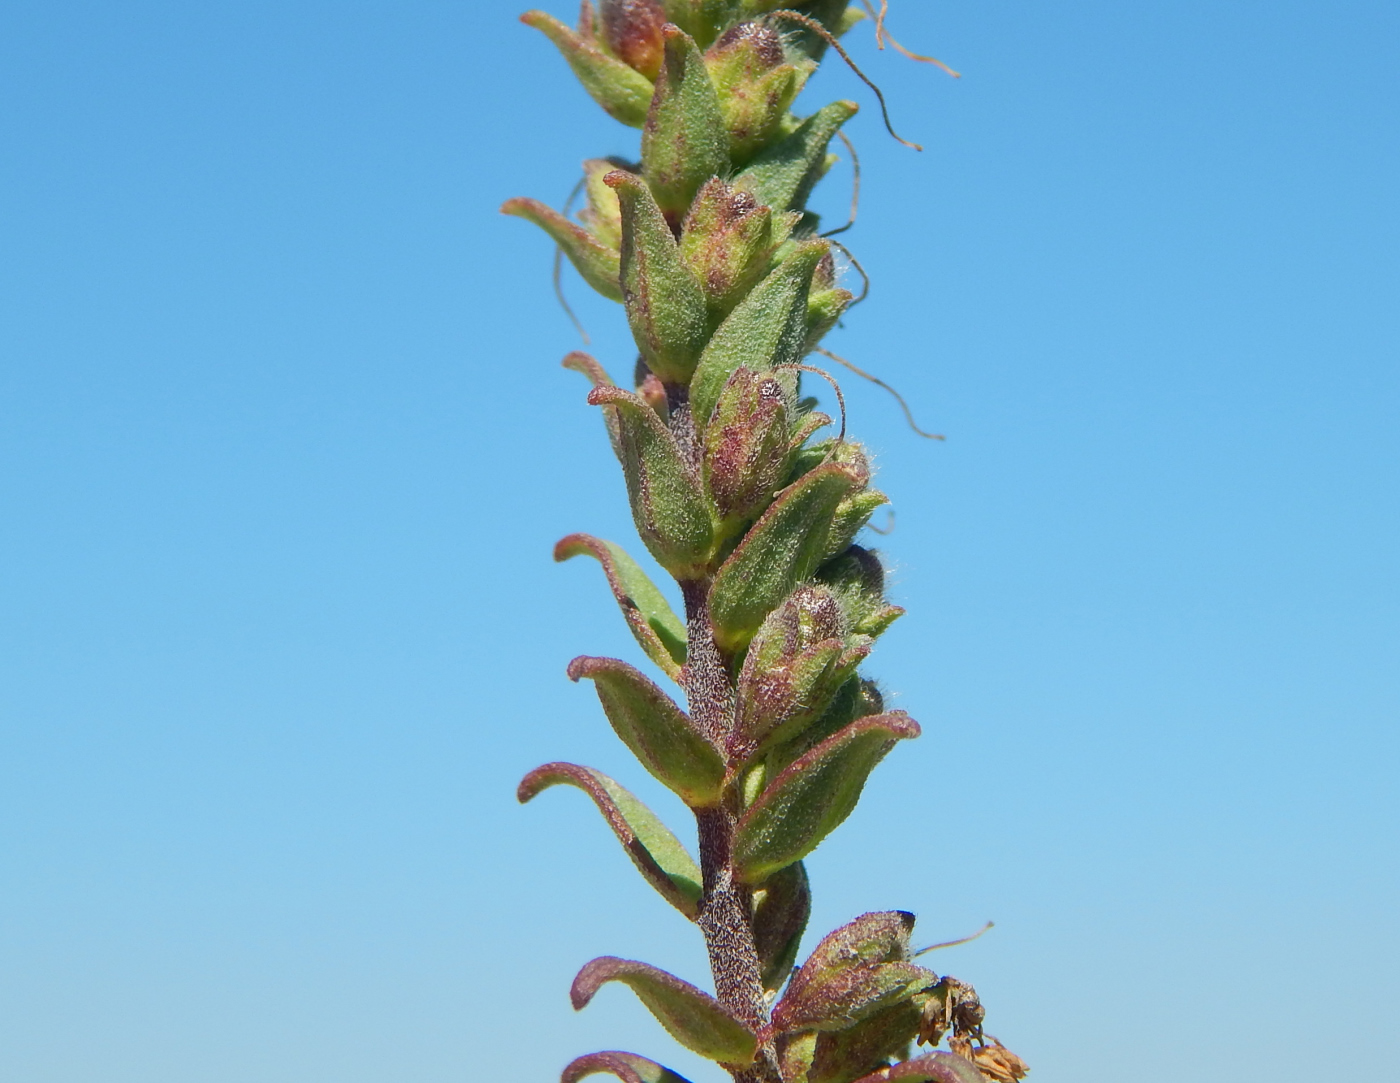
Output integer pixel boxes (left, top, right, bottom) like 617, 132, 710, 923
607, 171, 712, 384
568, 656, 726, 807
562, 1050, 696, 1083
581, 157, 627, 249
775, 911, 929, 1037
805, 286, 854, 352
776, 912, 935, 1034
563, 351, 622, 457
690, 240, 828, 435
733, 712, 921, 882
825, 488, 890, 560
501, 197, 623, 302
642, 26, 731, 224
522, 11, 657, 128
768, 675, 885, 780
851, 1052, 987, 1083
518, 762, 702, 917
708, 462, 864, 653
734, 100, 859, 214
752, 860, 811, 994
587, 385, 715, 577
555, 533, 687, 678
817, 545, 905, 641
571, 957, 758, 1065
701, 366, 792, 536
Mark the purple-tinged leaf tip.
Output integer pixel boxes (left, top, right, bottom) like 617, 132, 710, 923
562, 1049, 695, 1083
570, 956, 758, 1065
518, 762, 701, 918
555, 533, 687, 678
851, 1051, 987, 1083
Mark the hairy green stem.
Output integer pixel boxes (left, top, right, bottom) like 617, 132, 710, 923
685, 583, 778, 1083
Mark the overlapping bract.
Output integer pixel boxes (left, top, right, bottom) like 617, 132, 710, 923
507, 4, 1023, 1082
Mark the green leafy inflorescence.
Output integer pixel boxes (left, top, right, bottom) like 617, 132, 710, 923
506, 4, 1026, 1081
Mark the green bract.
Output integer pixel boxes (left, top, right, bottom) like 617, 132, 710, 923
568, 655, 726, 807
571, 957, 759, 1065
518, 763, 703, 916
732, 712, 920, 882
643, 26, 732, 225
506, 4, 1024, 1082
523, 10, 657, 127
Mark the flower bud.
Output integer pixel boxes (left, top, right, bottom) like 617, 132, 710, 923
734, 585, 869, 756
773, 910, 938, 1033
703, 366, 792, 535
817, 545, 905, 639
680, 179, 787, 317
705, 22, 814, 165
601, 0, 667, 79
768, 675, 884, 776
741, 585, 844, 682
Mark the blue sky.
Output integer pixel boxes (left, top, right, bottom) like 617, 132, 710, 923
1, 1, 1395, 1080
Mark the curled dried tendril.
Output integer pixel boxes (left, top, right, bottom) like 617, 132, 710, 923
821, 130, 862, 239
814, 346, 944, 441
913, 920, 994, 957
554, 174, 591, 343
776, 361, 849, 448
766, 9, 923, 151
860, 0, 963, 78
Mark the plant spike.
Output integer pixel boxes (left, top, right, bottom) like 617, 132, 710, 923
506, 5, 1026, 1081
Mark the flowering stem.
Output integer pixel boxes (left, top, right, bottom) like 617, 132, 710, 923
509, 5, 1027, 1081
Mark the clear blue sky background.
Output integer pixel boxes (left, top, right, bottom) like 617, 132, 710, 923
2, 2, 1395, 1080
